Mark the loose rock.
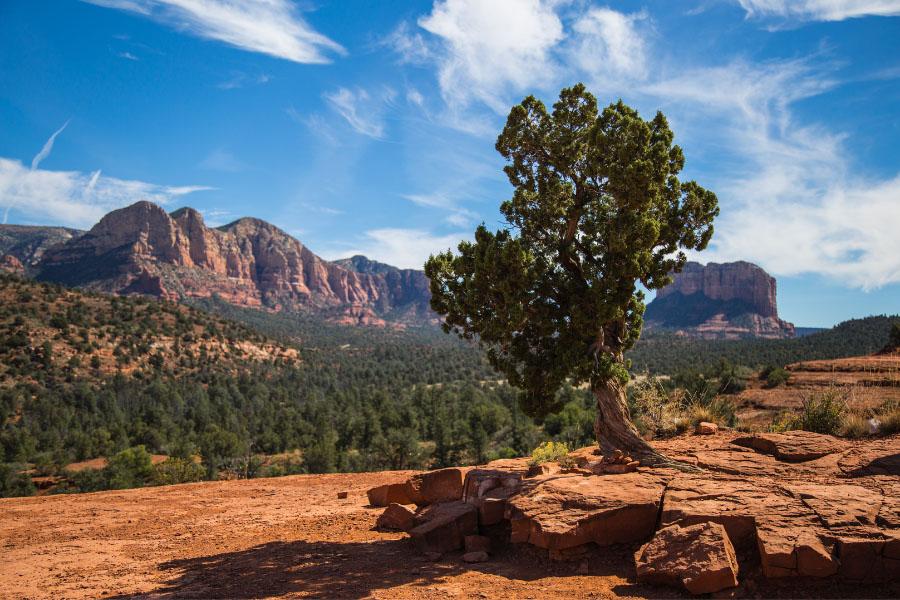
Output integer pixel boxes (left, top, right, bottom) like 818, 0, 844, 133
375, 503, 416, 532
635, 522, 739, 595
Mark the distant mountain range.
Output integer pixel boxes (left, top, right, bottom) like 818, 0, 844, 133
0, 202, 794, 337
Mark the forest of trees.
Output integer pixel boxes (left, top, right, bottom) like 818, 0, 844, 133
1, 274, 897, 497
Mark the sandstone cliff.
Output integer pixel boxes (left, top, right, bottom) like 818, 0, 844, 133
0, 224, 82, 271
36, 201, 432, 326
645, 261, 794, 339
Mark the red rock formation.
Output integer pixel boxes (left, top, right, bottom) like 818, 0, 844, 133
646, 261, 795, 338
36, 201, 432, 325
0, 254, 25, 276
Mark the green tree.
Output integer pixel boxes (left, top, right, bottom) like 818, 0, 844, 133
425, 85, 718, 463
889, 322, 900, 349
106, 445, 154, 489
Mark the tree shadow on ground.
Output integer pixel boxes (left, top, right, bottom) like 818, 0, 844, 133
108, 536, 671, 599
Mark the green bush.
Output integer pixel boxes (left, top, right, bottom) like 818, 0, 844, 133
106, 445, 154, 489
797, 390, 846, 435
764, 367, 791, 388
152, 457, 204, 486
877, 400, 900, 435
529, 441, 570, 466
0, 463, 35, 498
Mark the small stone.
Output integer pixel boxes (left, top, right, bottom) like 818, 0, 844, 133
462, 551, 489, 563
375, 503, 416, 532
697, 421, 719, 435
336, 491, 348, 499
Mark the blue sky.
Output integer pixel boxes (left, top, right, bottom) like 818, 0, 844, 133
1, 0, 898, 327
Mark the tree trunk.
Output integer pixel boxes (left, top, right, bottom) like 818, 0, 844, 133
593, 378, 697, 470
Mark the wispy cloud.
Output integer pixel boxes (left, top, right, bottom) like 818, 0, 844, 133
320, 228, 471, 270
323, 87, 394, 139
198, 148, 246, 172
0, 157, 211, 228
403, 193, 478, 227
83, 0, 345, 63
736, 0, 900, 22
217, 72, 270, 90
31, 120, 70, 170
117, 50, 140, 60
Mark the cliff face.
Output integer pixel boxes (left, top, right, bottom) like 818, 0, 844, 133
645, 261, 794, 339
0, 224, 83, 271
36, 201, 433, 326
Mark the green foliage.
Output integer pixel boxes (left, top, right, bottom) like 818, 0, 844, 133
877, 401, 900, 435
761, 366, 791, 388
629, 316, 900, 375
0, 463, 35, 497
889, 322, 900, 349
425, 84, 717, 419
106, 445, 154, 489
794, 389, 847, 435
529, 441, 570, 466
152, 457, 204, 486
687, 397, 737, 428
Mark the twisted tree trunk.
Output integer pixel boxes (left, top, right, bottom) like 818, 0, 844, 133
593, 378, 698, 470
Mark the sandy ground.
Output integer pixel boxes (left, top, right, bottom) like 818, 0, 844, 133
1, 465, 896, 600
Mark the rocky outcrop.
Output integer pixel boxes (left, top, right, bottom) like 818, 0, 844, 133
0, 254, 25, 275
645, 261, 795, 339
35, 201, 433, 326
0, 224, 82, 271
635, 522, 739, 594
370, 431, 900, 593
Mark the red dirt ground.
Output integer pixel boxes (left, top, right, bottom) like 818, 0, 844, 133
1, 456, 896, 600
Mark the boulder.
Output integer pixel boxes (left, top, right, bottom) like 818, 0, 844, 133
405, 467, 469, 506
479, 497, 507, 526
697, 421, 719, 435
635, 522, 739, 594
375, 503, 416, 532
409, 501, 478, 554
367, 482, 413, 507
731, 431, 845, 462
507, 472, 667, 551
461, 465, 526, 527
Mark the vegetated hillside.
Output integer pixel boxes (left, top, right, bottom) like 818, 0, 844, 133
1, 281, 597, 498
0, 274, 298, 386
628, 315, 900, 375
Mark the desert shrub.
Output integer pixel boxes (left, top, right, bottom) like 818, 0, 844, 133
152, 457, 204, 486
797, 389, 847, 435
764, 367, 791, 388
877, 400, 900, 435
529, 441, 570, 466
840, 414, 870, 439
629, 377, 683, 438
687, 396, 737, 428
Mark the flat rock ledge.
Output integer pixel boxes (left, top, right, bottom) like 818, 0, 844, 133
368, 431, 900, 595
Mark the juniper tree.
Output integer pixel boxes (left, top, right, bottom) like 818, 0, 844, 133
424, 84, 718, 464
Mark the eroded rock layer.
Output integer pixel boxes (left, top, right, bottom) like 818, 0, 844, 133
371, 431, 900, 594
35, 202, 432, 325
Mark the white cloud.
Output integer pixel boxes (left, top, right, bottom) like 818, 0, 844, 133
118, 51, 140, 60
737, 0, 900, 21
322, 228, 471, 270
323, 87, 392, 139
570, 8, 647, 83
640, 58, 900, 289
0, 157, 211, 228
417, 0, 565, 114
83, 0, 344, 63
31, 120, 70, 170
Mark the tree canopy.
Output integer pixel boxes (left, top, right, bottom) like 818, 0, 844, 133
426, 84, 719, 423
